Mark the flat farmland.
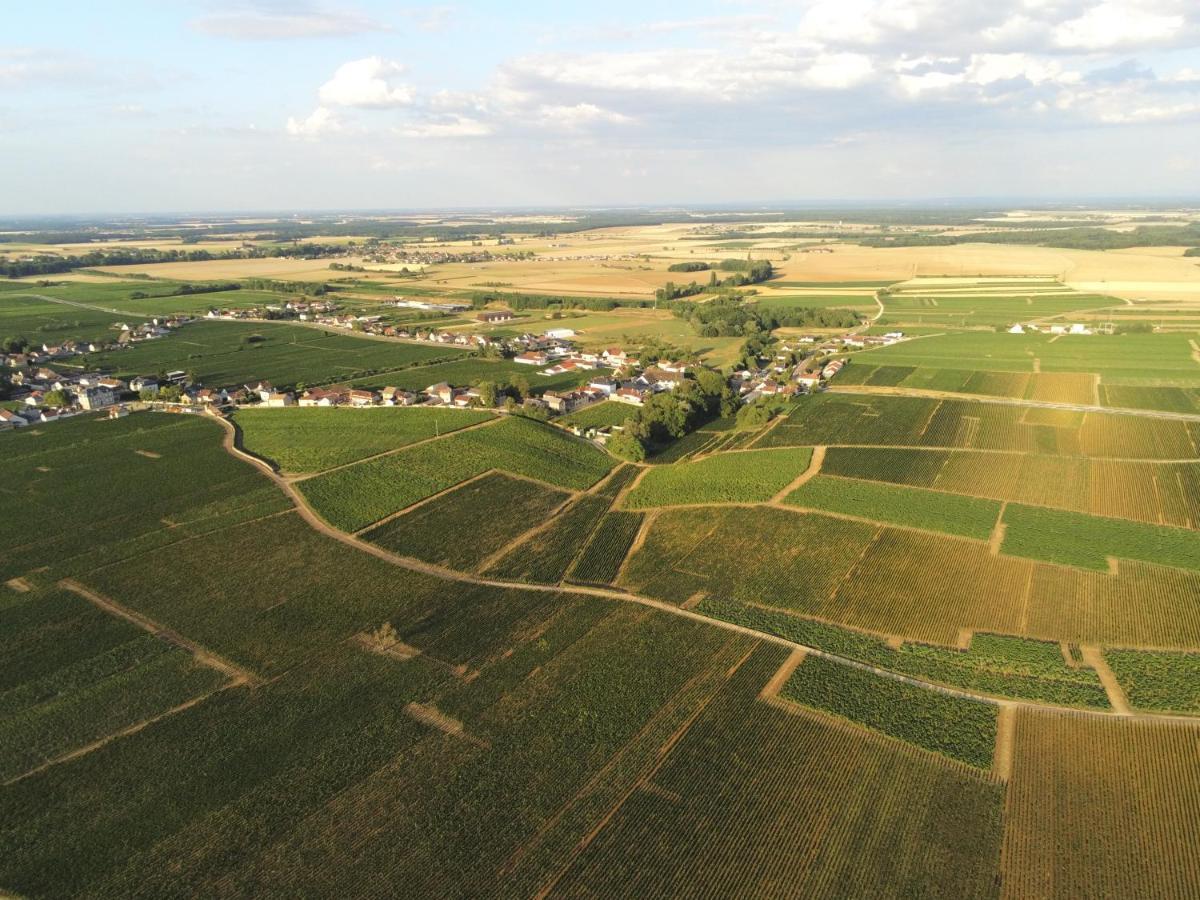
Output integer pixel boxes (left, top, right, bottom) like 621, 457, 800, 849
1, 291, 131, 343
0, 413, 291, 583
624, 448, 813, 508
298, 416, 613, 533
86, 320, 463, 388
234, 406, 495, 474
1003, 710, 1200, 899
0, 586, 229, 782
821, 447, 1200, 526
363, 472, 570, 571
90, 255, 364, 282
764, 392, 1200, 459
550, 646, 1005, 898
838, 364, 1099, 406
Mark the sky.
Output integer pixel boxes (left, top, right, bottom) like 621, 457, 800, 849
4, 0, 1200, 214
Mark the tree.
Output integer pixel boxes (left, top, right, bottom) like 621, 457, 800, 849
607, 430, 646, 462
138, 388, 158, 402
158, 384, 182, 402
475, 381, 498, 407
44, 389, 69, 408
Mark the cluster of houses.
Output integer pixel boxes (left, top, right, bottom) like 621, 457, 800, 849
205, 299, 339, 322
0, 365, 129, 428
1008, 322, 1101, 336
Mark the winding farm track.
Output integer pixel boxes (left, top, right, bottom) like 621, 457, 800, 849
206, 412, 1200, 728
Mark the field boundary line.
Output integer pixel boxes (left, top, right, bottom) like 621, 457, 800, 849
613, 509, 657, 585
3, 682, 240, 787
58, 578, 261, 687
759, 647, 808, 700
474, 493, 579, 575
285, 414, 502, 482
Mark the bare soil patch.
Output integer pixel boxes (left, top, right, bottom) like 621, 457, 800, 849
134, 449, 162, 459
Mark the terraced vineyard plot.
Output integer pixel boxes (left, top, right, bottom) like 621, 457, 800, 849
1101, 384, 1200, 415
822, 447, 1200, 525
1001, 504, 1200, 572
234, 407, 494, 474
1003, 710, 1200, 899
620, 507, 876, 612
1106, 650, 1200, 713
0, 587, 228, 782
298, 416, 614, 533
552, 646, 1005, 898
826, 529, 1032, 645
625, 447, 813, 507
84, 512, 452, 677
0, 413, 291, 583
569, 511, 645, 584
483, 494, 609, 583
1025, 561, 1200, 649
363, 473, 570, 571
696, 599, 1108, 708
785, 475, 1001, 539
781, 655, 998, 768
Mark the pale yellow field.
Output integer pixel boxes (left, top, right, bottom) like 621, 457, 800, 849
90, 256, 365, 282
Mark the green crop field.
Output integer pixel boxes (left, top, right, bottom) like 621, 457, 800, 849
353, 356, 592, 394
85, 320, 463, 389
559, 400, 635, 431
1105, 650, 1200, 713
781, 654, 998, 768
364, 472, 570, 571
0, 413, 291, 583
625, 447, 813, 508
549, 646, 1005, 898
234, 406, 494, 474
298, 416, 614, 533
569, 511, 645, 584
785, 475, 1001, 540
1003, 711, 1200, 899
1001, 504, 1200, 572
0, 586, 229, 782
698, 598, 1108, 708
484, 494, 609, 583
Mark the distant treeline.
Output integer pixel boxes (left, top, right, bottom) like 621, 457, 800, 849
672, 296, 858, 338
656, 260, 775, 301
468, 291, 652, 312
1, 243, 354, 279
860, 223, 1200, 251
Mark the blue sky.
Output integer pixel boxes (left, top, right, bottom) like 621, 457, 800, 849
4, 0, 1200, 214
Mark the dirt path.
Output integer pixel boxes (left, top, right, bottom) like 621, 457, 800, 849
992, 704, 1017, 782
770, 446, 825, 502
1032, 358, 1041, 374
3, 683, 239, 787
614, 509, 658, 585
989, 503, 1008, 556
9, 291, 127, 316
827, 385, 1200, 423
758, 648, 808, 701
5, 577, 32, 593
473, 492, 578, 574
58, 578, 261, 687
1080, 645, 1133, 715
1190, 339, 1200, 365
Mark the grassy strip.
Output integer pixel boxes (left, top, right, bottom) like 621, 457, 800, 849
785, 476, 1000, 540
1105, 650, 1200, 713
1001, 504, 1200, 572
626, 448, 812, 508
781, 655, 998, 769
697, 598, 1108, 708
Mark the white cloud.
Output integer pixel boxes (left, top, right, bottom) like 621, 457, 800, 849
1054, 2, 1184, 50
803, 53, 875, 89
191, 7, 384, 40
318, 57, 414, 108
286, 106, 340, 137
399, 116, 492, 138
536, 102, 632, 129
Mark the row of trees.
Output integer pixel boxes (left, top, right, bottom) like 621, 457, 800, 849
1, 243, 352, 279
654, 260, 775, 302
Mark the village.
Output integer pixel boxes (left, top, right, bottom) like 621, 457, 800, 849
0, 298, 896, 432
